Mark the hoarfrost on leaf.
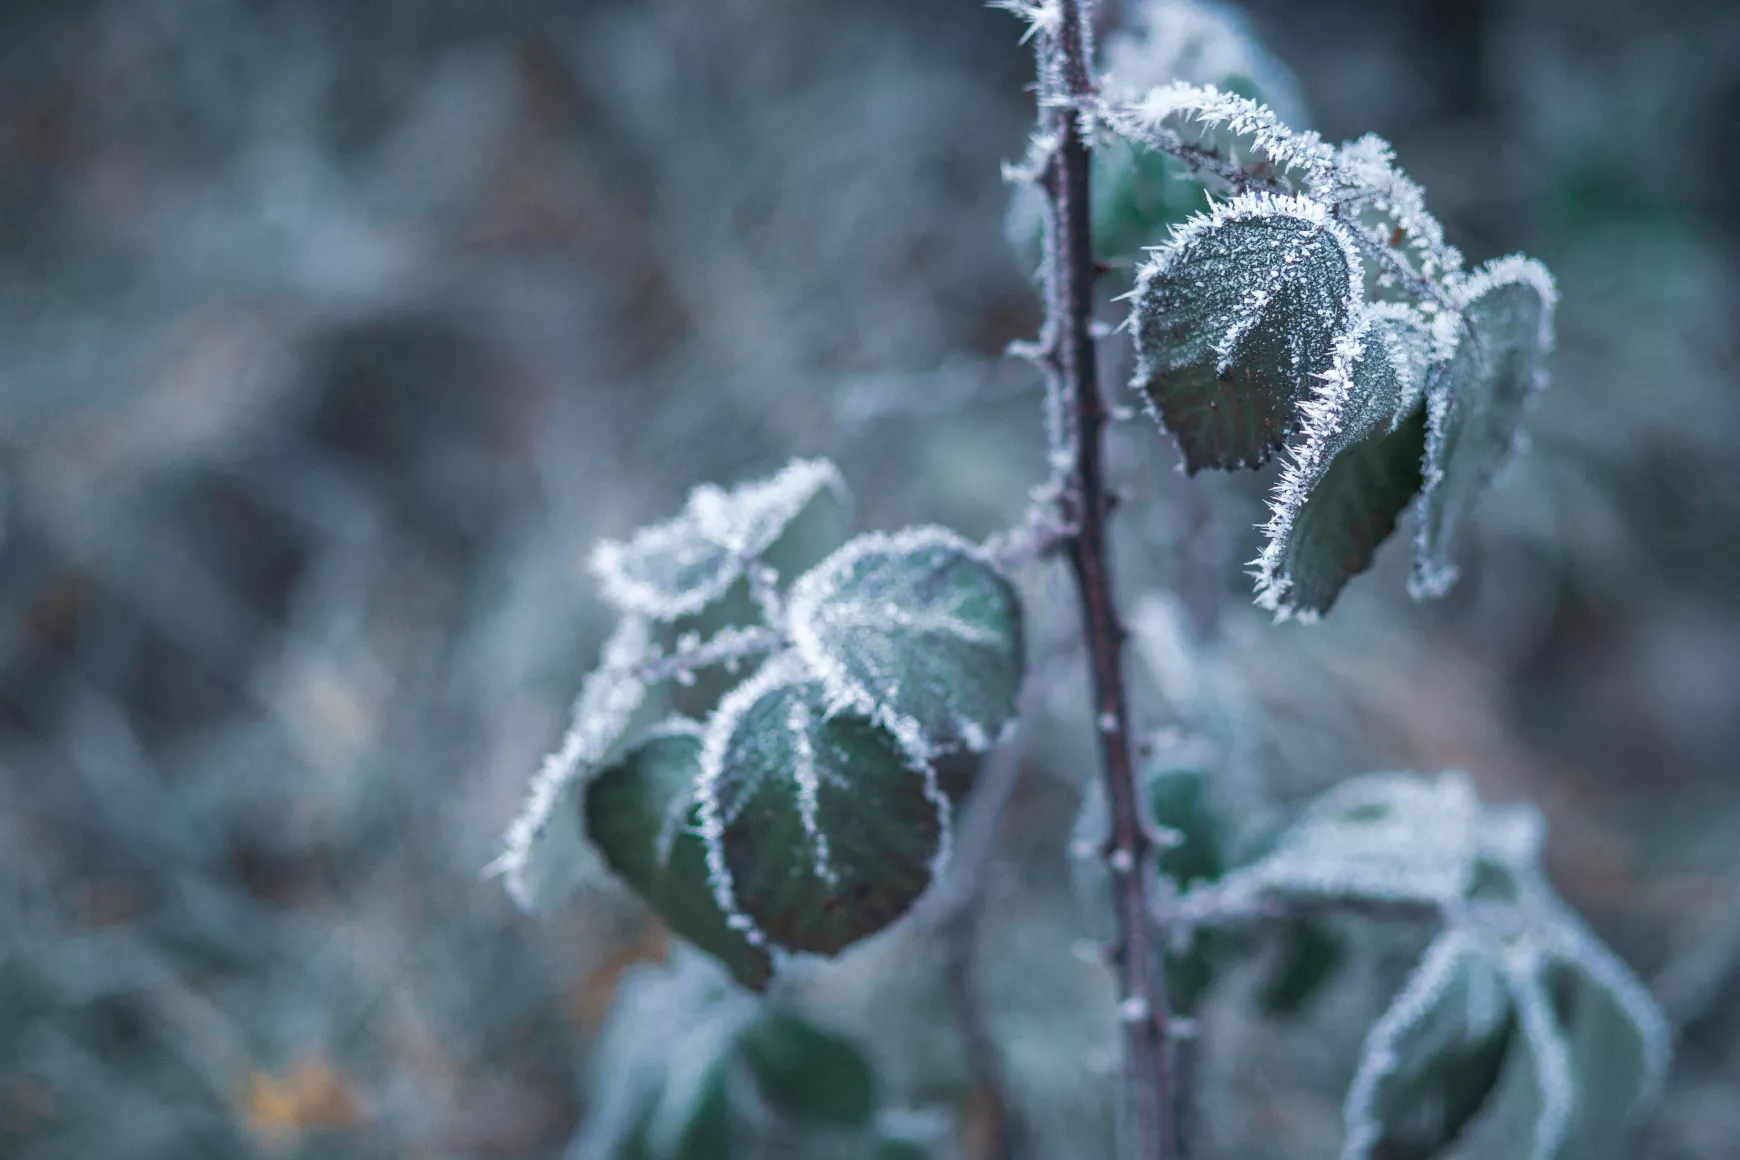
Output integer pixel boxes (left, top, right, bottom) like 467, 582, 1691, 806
787, 526, 1024, 762
1255, 303, 1434, 618
591, 457, 848, 620
489, 616, 650, 911
1214, 770, 1482, 906
695, 654, 954, 957
1128, 192, 1362, 472
583, 719, 775, 991
1412, 256, 1557, 598
1342, 927, 1516, 1160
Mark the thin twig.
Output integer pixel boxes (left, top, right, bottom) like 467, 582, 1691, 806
1019, 3, 1179, 1157
631, 624, 783, 684
923, 717, 1034, 1160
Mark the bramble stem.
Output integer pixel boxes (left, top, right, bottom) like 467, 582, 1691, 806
1020, 3, 1178, 1157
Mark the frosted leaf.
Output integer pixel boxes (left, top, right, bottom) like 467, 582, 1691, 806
737, 1008, 879, 1128
1102, 1, 1307, 128
696, 655, 952, 956
489, 617, 650, 910
1449, 959, 1577, 1160
591, 458, 848, 620
1128, 192, 1362, 471
1329, 133, 1465, 284
1256, 304, 1434, 618
584, 719, 774, 991
1217, 770, 1481, 905
1108, 82, 1336, 190
1412, 257, 1557, 597
573, 947, 756, 1160
787, 526, 1024, 762
1342, 928, 1516, 1160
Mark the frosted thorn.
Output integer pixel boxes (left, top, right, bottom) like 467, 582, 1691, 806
1070, 938, 1107, 964
1097, 711, 1119, 734
1153, 825, 1185, 852
1070, 837, 1100, 861
1117, 994, 1152, 1024
1109, 847, 1136, 874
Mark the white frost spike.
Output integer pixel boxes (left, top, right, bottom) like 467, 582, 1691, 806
488, 616, 651, 909
590, 457, 848, 621
1330, 133, 1465, 284
1252, 301, 1432, 618
1105, 81, 1337, 188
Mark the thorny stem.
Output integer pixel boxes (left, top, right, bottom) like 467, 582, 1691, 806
1016, 3, 1178, 1157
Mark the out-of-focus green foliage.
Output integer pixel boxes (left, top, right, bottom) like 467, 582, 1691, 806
0, 0, 1736, 1158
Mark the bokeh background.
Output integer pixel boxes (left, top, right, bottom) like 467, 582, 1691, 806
1, 0, 1736, 1157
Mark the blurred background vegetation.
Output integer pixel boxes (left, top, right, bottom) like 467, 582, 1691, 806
0, 0, 1736, 1157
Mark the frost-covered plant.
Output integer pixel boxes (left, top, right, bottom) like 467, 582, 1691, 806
493, 2, 1666, 1158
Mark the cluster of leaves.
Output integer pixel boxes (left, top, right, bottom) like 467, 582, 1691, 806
577, 949, 934, 1160
1092, 81, 1556, 618
1156, 770, 1669, 1160
491, 459, 1026, 989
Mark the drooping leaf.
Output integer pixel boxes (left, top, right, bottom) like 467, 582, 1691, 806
737, 1008, 878, 1128
583, 721, 774, 991
697, 656, 952, 955
1451, 963, 1577, 1160
1412, 257, 1557, 597
788, 527, 1024, 761
592, 458, 848, 620
1217, 771, 1481, 906
1256, 304, 1435, 618
1129, 192, 1361, 472
1342, 929, 1517, 1160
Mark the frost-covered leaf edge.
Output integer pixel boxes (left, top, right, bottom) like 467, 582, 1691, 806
786, 524, 1022, 764
590, 457, 850, 620
1252, 300, 1433, 620
488, 616, 651, 910
1410, 256, 1559, 599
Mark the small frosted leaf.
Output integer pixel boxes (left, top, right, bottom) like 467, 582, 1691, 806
1129, 192, 1361, 472
1413, 257, 1557, 598
788, 527, 1024, 761
1342, 929, 1516, 1160
697, 656, 952, 956
491, 617, 650, 910
592, 458, 849, 620
584, 720, 774, 991
1219, 771, 1480, 905
737, 1008, 878, 1128
575, 949, 756, 1160
1257, 305, 1434, 617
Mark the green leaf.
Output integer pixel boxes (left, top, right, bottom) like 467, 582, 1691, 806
788, 527, 1024, 760
1451, 962, 1577, 1160
698, 656, 951, 955
1257, 305, 1434, 618
592, 458, 848, 620
577, 951, 756, 1160
1093, 140, 1206, 264
1129, 191, 1361, 472
1413, 257, 1556, 597
1259, 918, 1346, 1017
1342, 929, 1517, 1160
584, 721, 775, 990
737, 1008, 878, 1128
